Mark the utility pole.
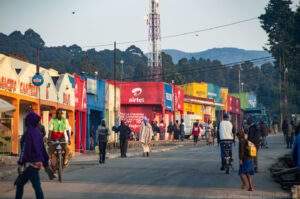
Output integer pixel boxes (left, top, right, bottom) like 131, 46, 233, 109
114, 42, 117, 128
172, 80, 175, 123
284, 59, 288, 117
238, 68, 241, 94
36, 48, 40, 115
279, 57, 283, 124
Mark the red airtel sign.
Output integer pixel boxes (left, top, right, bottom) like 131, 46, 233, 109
121, 82, 164, 105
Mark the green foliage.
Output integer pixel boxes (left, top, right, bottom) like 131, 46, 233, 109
259, 0, 300, 115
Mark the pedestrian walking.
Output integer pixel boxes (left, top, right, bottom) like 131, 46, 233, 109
140, 117, 153, 157
192, 122, 200, 146
237, 131, 255, 191
174, 120, 180, 140
16, 112, 54, 199
96, 119, 110, 164
258, 120, 269, 148
90, 125, 95, 150
180, 119, 185, 141
247, 118, 261, 173
205, 120, 214, 146
167, 122, 174, 141
37, 122, 46, 138
114, 120, 132, 157
272, 114, 280, 134
282, 118, 294, 149
159, 120, 165, 140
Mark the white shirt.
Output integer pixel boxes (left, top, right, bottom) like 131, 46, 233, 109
219, 120, 233, 140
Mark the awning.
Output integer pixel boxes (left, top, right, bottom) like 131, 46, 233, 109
0, 98, 16, 113
184, 98, 224, 107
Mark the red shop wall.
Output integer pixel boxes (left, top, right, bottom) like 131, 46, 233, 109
121, 105, 163, 133
121, 82, 164, 105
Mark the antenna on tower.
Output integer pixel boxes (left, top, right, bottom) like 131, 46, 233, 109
147, 0, 162, 82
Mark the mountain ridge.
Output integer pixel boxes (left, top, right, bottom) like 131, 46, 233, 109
162, 48, 271, 65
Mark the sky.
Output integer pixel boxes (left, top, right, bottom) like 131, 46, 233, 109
0, 0, 298, 53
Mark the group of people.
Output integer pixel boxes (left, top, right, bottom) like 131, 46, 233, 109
15, 109, 71, 199
191, 120, 215, 146
166, 119, 185, 141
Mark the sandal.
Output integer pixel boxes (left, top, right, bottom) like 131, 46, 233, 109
241, 184, 247, 190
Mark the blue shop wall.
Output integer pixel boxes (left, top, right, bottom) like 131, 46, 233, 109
84, 75, 106, 150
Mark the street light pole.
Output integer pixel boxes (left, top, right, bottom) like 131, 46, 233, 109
114, 42, 117, 128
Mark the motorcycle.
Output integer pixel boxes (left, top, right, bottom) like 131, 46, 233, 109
222, 141, 233, 174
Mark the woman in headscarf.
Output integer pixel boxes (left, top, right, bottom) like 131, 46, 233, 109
96, 119, 111, 164
140, 117, 153, 157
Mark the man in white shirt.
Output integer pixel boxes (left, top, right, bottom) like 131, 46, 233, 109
217, 113, 235, 170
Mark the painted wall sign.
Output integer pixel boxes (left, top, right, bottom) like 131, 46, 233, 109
20, 82, 38, 97
32, 74, 44, 86
0, 76, 17, 91
63, 92, 71, 105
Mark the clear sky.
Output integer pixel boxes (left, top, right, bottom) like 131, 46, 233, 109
0, 0, 298, 53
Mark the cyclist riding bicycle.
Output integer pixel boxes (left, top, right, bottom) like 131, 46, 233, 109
217, 113, 235, 170
48, 109, 71, 176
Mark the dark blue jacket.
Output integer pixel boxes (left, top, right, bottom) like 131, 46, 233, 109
18, 112, 49, 167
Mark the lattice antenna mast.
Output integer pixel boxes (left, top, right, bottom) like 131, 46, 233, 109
147, 0, 162, 81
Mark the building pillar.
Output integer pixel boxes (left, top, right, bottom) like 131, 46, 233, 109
32, 102, 40, 115
12, 98, 19, 155
68, 110, 75, 155
81, 111, 87, 153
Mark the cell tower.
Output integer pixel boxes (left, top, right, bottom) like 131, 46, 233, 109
147, 0, 162, 82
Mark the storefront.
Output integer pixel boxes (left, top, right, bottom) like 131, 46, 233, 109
74, 74, 87, 153
84, 75, 105, 150
227, 95, 241, 132
230, 92, 257, 109
220, 87, 229, 120
120, 82, 165, 133
104, 81, 120, 143
0, 54, 40, 154
207, 83, 221, 121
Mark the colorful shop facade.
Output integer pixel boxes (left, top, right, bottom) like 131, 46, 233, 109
0, 54, 75, 155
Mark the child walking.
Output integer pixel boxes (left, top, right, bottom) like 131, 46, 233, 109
237, 131, 255, 191
192, 122, 200, 146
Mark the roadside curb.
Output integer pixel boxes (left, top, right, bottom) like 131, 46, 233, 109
72, 144, 184, 162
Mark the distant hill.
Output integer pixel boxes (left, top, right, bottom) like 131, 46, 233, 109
162, 48, 271, 65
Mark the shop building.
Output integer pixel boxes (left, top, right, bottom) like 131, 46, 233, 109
230, 92, 257, 109
206, 83, 222, 121
227, 95, 241, 132
120, 82, 168, 133
84, 75, 105, 150
74, 74, 87, 153
104, 81, 120, 143
0, 54, 39, 154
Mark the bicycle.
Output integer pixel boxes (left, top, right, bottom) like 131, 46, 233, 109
50, 140, 67, 182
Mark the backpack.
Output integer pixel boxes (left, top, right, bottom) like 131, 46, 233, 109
246, 140, 257, 157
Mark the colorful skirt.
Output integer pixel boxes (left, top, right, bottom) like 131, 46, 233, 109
238, 159, 255, 175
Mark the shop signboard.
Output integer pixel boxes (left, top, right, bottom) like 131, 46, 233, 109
175, 87, 184, 112
207, 83, 221, 103
18, 64, 38, 97
87, 78, 97, 95
32, 74, 44, 86
74, 74, 87, 111
178, 82, 207, 98
248, 92, 257, 108
164, 83, 173, 111
121, 82, 164, 105
121, 105, 153, 133
227, 95, 241, 114
220, 88, 228, 111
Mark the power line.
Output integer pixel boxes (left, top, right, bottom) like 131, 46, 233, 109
81, 17, 258, 49
121, 56, 273, 81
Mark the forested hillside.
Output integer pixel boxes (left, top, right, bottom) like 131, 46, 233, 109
0, 29, 291, 114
